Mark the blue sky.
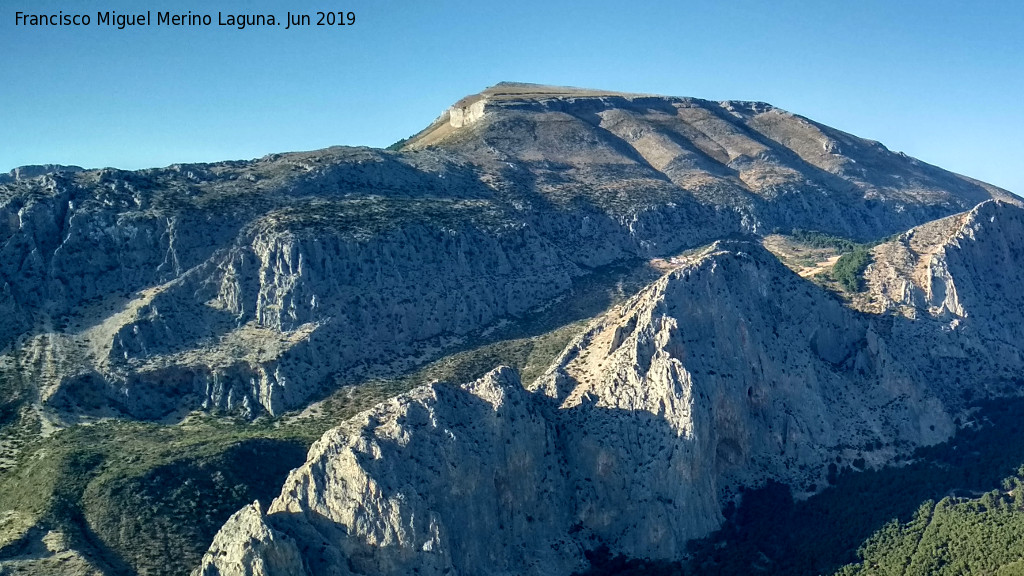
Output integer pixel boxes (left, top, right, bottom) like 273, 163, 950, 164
1, 0, 1021, 194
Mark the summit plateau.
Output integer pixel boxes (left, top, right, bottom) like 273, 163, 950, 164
0, 83, 1021, 576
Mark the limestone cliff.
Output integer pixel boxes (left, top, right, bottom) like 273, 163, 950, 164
1, 84, 1021, 576
196, 208, 1024, 575
0, 83, 1013, 425
0, 164, 84, 184
864, 199, 1024, 401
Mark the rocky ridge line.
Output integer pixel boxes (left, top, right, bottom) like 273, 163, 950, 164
195, 201, 1024, 575
0, 83, 1015, 425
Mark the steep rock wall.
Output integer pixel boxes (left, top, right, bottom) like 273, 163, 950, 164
195, 233, 1023, 575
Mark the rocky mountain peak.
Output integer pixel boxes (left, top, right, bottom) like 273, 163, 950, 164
0, 164, 84, 184
196, 219, 1024, 574
0, 84, 1022, 576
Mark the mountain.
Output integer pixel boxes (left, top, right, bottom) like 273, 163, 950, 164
0, 83, 1020, 576
195, 200, 1024, 575
0, 165, 84, 185
0, 83, 1013, 427
406, 82, 1012, 239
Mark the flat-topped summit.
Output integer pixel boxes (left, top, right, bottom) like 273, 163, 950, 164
476, 81, 649, 101
408, 82, 682, 147
0, 81, 1022, 576
445, 81, 765, 108
405, 83, 1014, 240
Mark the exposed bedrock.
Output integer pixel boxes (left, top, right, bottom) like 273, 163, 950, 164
196, 216, 1024, 574
0, 83, 1016, 422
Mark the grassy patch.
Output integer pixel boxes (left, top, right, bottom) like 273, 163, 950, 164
82, 436, 306, 575
763, 231, 877, 295
385, 137, 410, 151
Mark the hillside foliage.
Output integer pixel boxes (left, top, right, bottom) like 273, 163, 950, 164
832, 247, 872, 292
790, 229, 860, 253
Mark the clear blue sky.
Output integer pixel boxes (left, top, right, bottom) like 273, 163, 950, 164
2, 0, 1021, 194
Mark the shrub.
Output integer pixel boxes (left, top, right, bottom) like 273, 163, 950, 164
832, 247, 871, 292
791, 229, 859, 253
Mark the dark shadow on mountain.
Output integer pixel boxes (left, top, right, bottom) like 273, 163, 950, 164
296, 255, 663, 411
87, 438, 307, 576
264, 373, 710, 576
571, 397, 1024, 576
288, 149, 494, 202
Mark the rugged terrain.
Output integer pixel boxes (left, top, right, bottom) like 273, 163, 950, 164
0, 83, 1020, 575
0, 83, 1011, 426
194, 200, 1024, 575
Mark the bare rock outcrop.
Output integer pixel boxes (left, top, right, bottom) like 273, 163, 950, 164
0, 84, 1015, 423
108, 200, 575, 416
0, 164, 84, 184
865, 199, 1024, 400
196, 223, 1024, 574
194, 502, 306, 576
195, 367, 581, 576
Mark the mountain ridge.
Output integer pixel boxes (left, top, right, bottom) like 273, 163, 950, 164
0, 83, 1013, 429
0, 84, 1021, 576
196, 200, 1024, 575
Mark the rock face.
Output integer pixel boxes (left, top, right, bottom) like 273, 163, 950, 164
864, 199, 1024, 401
194, 502, 306, 576
196, 204, 1024, 575
0, 83, 1015, 424
0, 83, 1019, 576
0, 155, 581, 420
196, 368, 583, 576
407, 82, 1014, 241
100, 199, 576, 417
0, 164, 84, 184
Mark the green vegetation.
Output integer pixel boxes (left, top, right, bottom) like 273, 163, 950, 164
83, 436, 307, 575
386, 137, 410, 151
763, 230, 875, 294
0, 256, 661, 575
831, 247, 872, 292
252, 197, 513, 238
837, 482, 1024, 576
790, 229, 859, 253
0, 419, 310, 575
